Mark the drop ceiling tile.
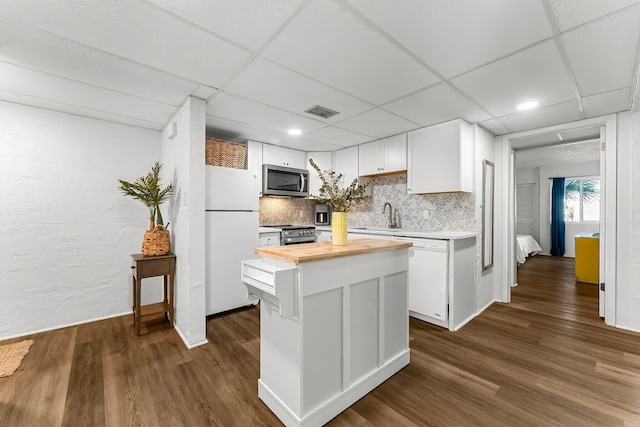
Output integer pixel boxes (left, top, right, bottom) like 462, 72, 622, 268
561, 7, 640, 97
582, 88, 631, 117
206, 115, 281, 142
347, 0, 553, 78
0, 62, 177, 125
477, 119, 511, 136
336, 108, 418, 139
549, 0, 639, 31
498, 100, 584, 134
206, 114, 339, 152
558, 126, 602, 142
224, 57, 372, 123
451, 40, 576, 118
0, 18, 199, 106
293, 138, 344, 152
261, 0, 439, 105
303, 126, 373, 148
383, 83, 492, 127
0, 1, 251, 87
207, 92, 327, 135
146, 0, 304, 51
516, 141, 600, 168
0, 90, 165, 130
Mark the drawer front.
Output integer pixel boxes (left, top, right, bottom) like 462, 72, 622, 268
135, 258, 174, 278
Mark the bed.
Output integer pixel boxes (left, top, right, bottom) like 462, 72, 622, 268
517, 234, 542, 264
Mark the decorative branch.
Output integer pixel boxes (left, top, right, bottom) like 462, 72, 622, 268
308, 158, 369, 212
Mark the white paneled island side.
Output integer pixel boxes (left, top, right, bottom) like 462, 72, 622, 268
242, 239, 412, 427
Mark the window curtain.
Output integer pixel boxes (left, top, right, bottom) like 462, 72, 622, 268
550, 178, 565, 256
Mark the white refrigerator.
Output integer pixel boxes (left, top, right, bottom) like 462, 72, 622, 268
205, 166, 259, 316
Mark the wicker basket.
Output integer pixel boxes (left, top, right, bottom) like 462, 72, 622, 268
142, 228, 171, 256
205, 137, 246, 169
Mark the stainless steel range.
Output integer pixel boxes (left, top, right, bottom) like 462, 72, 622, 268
265, 225, 317, 245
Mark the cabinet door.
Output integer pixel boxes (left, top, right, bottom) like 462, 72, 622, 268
247, 140, 263, 197
332, 146, 359, 186
407, 119, 472, 194
306, 151, 332, 198
408, 248, 448, 321
358, 140, 382, 176
263, 144, 306, 169
382, 133, 407, 173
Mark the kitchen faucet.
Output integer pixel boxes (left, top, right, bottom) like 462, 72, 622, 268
383, 202, 399, 228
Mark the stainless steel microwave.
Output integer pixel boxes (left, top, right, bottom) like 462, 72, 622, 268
262, 164, 309, 197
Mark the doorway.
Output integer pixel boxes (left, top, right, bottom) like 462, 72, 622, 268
498, 115, 618, 326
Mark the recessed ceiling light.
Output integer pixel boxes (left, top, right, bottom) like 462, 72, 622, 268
288, 129, 302, 136
517, 101, 539, 111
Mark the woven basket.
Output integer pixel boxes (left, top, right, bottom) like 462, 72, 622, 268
142, 228, 171, 256
205, 137, 246, 169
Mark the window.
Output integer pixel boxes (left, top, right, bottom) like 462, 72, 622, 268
564, 177, 600, 222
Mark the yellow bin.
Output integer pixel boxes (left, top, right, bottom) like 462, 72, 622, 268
575, 233, 599, 284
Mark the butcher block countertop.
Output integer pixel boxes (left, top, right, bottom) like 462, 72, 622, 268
255, 238, 412, 264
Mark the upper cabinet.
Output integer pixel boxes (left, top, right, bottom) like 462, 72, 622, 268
359, 134, 407, 177
407, 119, 473, 194
305, 151, 332, 198
333, 145, 372, 197
332, 146, 359, 187
262, 144, 306, 169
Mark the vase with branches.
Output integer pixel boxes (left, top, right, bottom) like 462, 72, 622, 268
309, 158, 369, 245
118, 162, 174, 255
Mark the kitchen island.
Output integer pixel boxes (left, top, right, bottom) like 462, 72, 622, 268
242, 239, 412, 427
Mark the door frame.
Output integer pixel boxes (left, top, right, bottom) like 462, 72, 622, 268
497, 114, 617, 326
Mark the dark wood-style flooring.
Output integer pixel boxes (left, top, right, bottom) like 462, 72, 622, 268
2, 255, 640, 426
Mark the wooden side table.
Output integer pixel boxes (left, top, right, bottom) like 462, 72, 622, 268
131, 253, 176, 336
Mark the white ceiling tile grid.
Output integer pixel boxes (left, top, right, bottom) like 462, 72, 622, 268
0, 0, 638, 144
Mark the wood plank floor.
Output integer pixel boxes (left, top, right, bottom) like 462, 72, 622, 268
2, 255, 640, 426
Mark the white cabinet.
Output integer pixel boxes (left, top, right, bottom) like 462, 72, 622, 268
259, 232, 280, 247
263, 144, 306, 169
359, 134, 407, 177
247, 140, 263, 197
332, 145, 359, 185
305, 151, 332, 198
332, 146, 372, 196
407, 119, 473, 194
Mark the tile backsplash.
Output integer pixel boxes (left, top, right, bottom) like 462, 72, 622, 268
260, 197, 317, 226
260, 174, 475, 231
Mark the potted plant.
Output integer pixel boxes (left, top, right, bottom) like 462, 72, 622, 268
308, 159, 369, 245
118, 162, 174, 256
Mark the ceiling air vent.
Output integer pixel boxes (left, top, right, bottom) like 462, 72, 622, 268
304, 105, 340, 119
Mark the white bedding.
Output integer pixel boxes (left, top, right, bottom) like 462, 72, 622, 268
517, 234, 542, 264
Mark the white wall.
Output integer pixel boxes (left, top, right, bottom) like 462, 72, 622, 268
160, 97, 207, 348
474, 125, 498, 311
620, 110, 638, 330
0, 101, 160, 340
538, 160, 600, 256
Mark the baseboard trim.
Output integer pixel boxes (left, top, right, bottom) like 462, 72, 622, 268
174, 324, 208, 349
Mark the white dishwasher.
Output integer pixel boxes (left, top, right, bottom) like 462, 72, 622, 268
394, 237, 449, 324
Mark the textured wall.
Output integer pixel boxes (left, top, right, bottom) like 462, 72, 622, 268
160, 97, 207, 348
0, 101, 160, 340
622, 111, 639, 331
474, 125, 497, 311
